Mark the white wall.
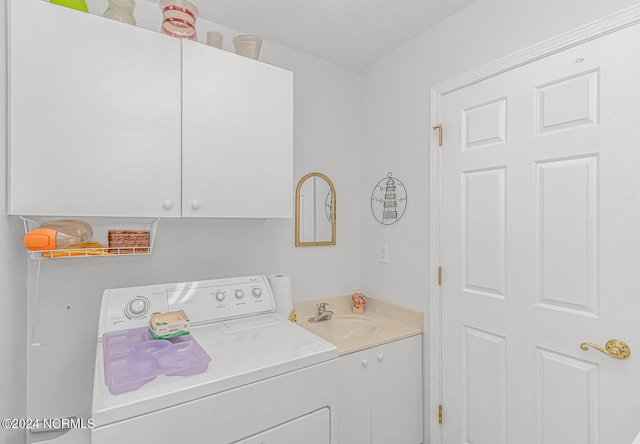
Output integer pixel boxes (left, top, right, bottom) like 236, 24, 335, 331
0, 1, 29, 444
6, 1, 362, 441
358, 0, 640, 440
359, 0, 640, 309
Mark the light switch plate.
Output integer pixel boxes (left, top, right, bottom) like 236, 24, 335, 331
378, 243, 389, 264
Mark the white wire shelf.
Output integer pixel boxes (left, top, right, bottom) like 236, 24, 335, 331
21, 217, 159, 260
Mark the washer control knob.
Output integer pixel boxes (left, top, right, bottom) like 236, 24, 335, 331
251, 288, 262, 298
215, 291, 225, 302
235, 290, 244, 299
125, 297, 149, 319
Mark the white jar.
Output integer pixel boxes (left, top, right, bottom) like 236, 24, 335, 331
104, 0, 136, 25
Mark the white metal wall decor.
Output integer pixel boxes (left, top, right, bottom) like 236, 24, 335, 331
370, 172, 407, 225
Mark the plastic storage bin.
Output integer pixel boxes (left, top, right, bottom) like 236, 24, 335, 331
103, 327, 211, 394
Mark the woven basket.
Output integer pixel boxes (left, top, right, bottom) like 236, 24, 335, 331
108, 230, 150, 254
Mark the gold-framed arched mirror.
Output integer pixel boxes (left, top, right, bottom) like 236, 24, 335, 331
295, 172, 336, 246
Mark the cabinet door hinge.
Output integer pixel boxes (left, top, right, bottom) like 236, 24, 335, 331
438, 404, 443, 424
432, 124, 443, 146
438, 267, 443, 286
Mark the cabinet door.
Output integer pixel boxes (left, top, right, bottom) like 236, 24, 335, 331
8, 0, 182, 217
337, 349, 372, 444
371, 335, 423, 444
182, 40, 293, 218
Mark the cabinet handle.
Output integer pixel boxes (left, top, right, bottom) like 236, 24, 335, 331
361, 359, 368, 367
192, 200, 201, 210
377, 353, 384, 362
163, 200, 174, 210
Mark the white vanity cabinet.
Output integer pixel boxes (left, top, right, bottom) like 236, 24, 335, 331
181, 41, 293, 218
8, 0, 293, 219
8, 0, 182, 217
337, 335, 423, 444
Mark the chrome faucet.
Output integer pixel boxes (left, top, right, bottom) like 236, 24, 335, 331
308, 302, 334, 323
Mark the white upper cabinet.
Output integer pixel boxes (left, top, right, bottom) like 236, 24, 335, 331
8, 0, 182, 217
8, 0, 293, 219
181, 40, 293, 218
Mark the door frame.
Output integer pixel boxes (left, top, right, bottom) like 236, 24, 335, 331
428, 5, 640, 443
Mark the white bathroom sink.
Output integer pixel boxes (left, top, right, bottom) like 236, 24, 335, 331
304, 315, 384, 341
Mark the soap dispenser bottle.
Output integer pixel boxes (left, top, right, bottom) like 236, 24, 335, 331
352, 287, 366, 314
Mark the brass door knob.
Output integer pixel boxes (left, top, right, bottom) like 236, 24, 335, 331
580, 339, 630, 360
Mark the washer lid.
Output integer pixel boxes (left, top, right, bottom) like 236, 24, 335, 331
91, 313, 337, 427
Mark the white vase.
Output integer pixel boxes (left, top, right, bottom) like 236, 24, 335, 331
104, 0, 136, 26
206, 31, 223, 49
233, 35, 262, 60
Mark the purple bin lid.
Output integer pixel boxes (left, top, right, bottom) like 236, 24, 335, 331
103, 327, 212, 395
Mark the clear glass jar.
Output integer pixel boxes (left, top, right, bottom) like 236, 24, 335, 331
103, 0, 136, 26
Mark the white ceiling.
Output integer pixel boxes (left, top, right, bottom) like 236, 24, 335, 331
193, 0, 477, 70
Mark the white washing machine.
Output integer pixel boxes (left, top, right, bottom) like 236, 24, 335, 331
91, 275, 338, 444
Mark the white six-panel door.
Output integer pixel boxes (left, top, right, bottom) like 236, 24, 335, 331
438, 22, 640, 444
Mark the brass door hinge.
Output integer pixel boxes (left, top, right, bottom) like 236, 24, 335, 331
438, 404, 443, 424
438, 267, 443, 286
433, 124, 443, 146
